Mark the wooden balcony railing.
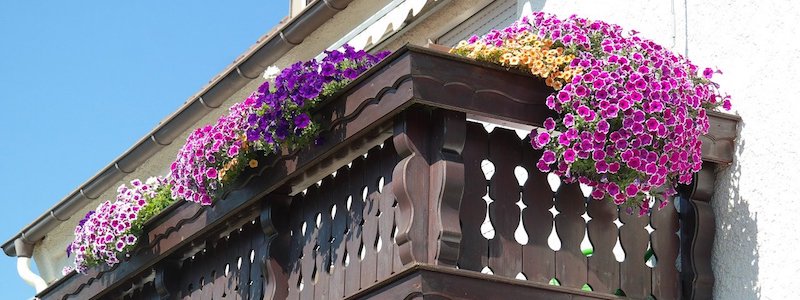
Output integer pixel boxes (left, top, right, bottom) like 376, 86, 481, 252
38, 45, 740, 300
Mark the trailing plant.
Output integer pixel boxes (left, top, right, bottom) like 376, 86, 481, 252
451, 12, 731, 214
64, 177, 172, 274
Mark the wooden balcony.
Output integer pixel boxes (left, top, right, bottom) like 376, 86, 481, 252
38, 45, 740, 300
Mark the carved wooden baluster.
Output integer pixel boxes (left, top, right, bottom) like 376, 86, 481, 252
225, 229, 241, 300
520, 139, 556, 283
154, 259, 180, 300
554, 181, 588, 288
651, 196, 680, 299
345, 156, 366, 296
377, 139, 398, 280
586, 198, 620, 293
429, 110, 466, 266
487, 128, 523, 278
360, 146, 382, 288
286, 193, 306, 300
209, 237, 227, 298
391, 109, 431, 265
260, 194, 291, 300
314, 176, 334, 300
328, 166, 349, 299
680, 163, 717, 299
300, 184, 320, 300
619, 206, 652, 298
458, 122, 489, 272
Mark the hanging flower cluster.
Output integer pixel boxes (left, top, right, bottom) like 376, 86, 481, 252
169, 101, 255, 205
169, 45, 390, 205
452, 12, 731, 213
64, 177, 171, 274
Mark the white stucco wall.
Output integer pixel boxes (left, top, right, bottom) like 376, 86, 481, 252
519, 1, 800, 299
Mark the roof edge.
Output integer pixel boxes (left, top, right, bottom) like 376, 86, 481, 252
2, 0, 355, 257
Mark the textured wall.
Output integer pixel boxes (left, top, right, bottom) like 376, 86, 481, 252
521, 1, 799, 299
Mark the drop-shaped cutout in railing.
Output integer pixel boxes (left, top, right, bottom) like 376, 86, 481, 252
298, 274, 304, 291
481, 122, 497, 133
547, 173, 561, 192
250, 249, 255, 263
311, 265, 319, 283
645, 246, 657, 268
481, 159, 495, 180
481, 192, 495, 240
613, 234, 626, 262
225, 263, 230, 277
330, 204, 337, 220
361, 186, 368, 201
377, 177, 385, 193
346, 195, 353, 211
480, 266, 494, 275
547, 223, 561, 251
514, 128, 529, 140
237, 256, 243, 270
581, 231, 592, 256
199, 277, 205, 291
376, 236, 383, 252
316, 213, 322, 229
359, 241, 366, 260
514, 200, 528, 245
514, 166, 528, 186
515, 272, 528, 280
343, 250, 350, 267
301, 222, 307, 236
579, 183, 592, 198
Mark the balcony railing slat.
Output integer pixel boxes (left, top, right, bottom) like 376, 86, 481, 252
457, 122, 489, 273
586, 195, 621, 293
487, 128, 524, 278
520, 136, 557, 283
650, 197, 681, 299
619, 202, 653, 297
554, 182, 589, 289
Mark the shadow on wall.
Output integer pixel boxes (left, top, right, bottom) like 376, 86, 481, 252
713, 119, 760, 299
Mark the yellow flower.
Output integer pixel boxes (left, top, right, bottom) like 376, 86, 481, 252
249, 159, 259, 168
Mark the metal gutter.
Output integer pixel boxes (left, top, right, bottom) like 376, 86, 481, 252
2, 0, 356, 257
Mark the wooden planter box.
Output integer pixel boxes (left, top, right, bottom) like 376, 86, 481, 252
39, 45, 739, 300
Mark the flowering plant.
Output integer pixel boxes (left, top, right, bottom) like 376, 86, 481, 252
452, 12, 731, 214
170, 44, 390, 205
64, 177, 172, 274
243, 45, 390, 154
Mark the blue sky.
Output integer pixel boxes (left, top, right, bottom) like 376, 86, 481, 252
0, 1, 288, 297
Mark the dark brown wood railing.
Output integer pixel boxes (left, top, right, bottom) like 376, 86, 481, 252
38, 45, 739, 300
